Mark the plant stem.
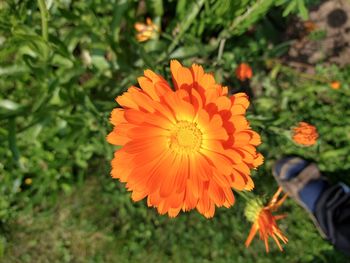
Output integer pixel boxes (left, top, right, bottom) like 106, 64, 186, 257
235, 190, 251, 201
8, 117, 20, 164
217, 38, 226, 61
37, 0, 48, 41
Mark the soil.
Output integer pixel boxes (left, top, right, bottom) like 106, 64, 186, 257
284, 0, 350, 73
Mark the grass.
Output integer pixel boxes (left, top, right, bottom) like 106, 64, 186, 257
2, 175, 348, 263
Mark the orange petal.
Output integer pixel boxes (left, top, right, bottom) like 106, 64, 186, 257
215, 96, 231, 111
138, 76, 159, 101
208, 180, 225, 206
189, 153, 212, 181
163, 91, 195, 121
111, 150, 133, 181
106, 130, 130, 145
110, 108, 126, 126
190, 87, 204, 110
129, 89, 156, 112
200, 149, 233, 176
232, 162, 251, 176
144, 69, 167, 84
231, 92, 250, 109
245, 223, 259, 247
168, 207, 181, 217
212, 170, 231, 188
159, 154, 182, 197
230, 169, 247, 190
170, 60, 182, 90
190, 63, 205, 83
188, 155, 204, 198
127, 154, 163, 190
183, 182, 199, 211
176, 66, 193, 90
124, 109, 172, 128
244, 176, 255, 191
230, 115, 249, 131
198, 73, 216, 91
233, 131, 252, 146
127, 126, 169, 139
116, 87, 140, 109
253, 153, 264, 167
131, 189, 148, 201
231, 104, 247, 115
168, 191, 185, 209
123, 137, 165, 154
222, 187, 235, 207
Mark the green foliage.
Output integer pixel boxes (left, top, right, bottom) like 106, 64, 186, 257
276, 0, 320, 19
0, 0, 349, 262
3, 177, 348, 263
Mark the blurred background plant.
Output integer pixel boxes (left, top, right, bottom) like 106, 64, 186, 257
0, 0, 350, 262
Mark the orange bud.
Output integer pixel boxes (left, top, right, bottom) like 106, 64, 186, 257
235, 63, 253, 81
134, 18, 159, 42
330, 81, 341, 90
292, 122, 318, 146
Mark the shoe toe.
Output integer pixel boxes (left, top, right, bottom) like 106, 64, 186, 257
273, 157, 309, 181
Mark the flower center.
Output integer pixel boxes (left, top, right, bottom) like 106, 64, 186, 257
169, 121, 202, 154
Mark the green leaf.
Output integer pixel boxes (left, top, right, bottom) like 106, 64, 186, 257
147, 0, 164, 17
0, 65, 28, 76
51, 54, 74, 68
0, 236, 5, 258
158, 0, 205, 62
175, 0, 187, 20
220, 0, 275, 38
0, 100, 20, 111
8, 118, 20, 164
282, 0, 297, 17
297, 0, 308, 20
111, 0, 129, 42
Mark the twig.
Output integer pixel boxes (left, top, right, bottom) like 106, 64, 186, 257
217, 38, 226, 61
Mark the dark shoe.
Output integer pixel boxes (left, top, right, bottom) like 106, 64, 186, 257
272, 156, 329, 237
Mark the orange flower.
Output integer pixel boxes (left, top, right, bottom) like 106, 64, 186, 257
134, 18, 159, 42
303, 20, 317, 33
235, 63, 253, 81
245, 187, 288, 252
330, 81, 341, 90
292, 122, 318, 146
107, 60, 263, 218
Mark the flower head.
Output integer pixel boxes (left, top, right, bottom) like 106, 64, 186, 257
292, 122, 318, 146
235, 63, 253, 81
330, 81, 341, 90
245, 187, 288, 252
134, 18, 159, 42
24, 178, 32, 185
107, 60, 263, 218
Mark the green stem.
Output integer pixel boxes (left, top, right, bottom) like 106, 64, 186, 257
8, 117, 20, 164
235, 190, 251, 201
37, 0, 49, 41
217, 38, 226, 61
